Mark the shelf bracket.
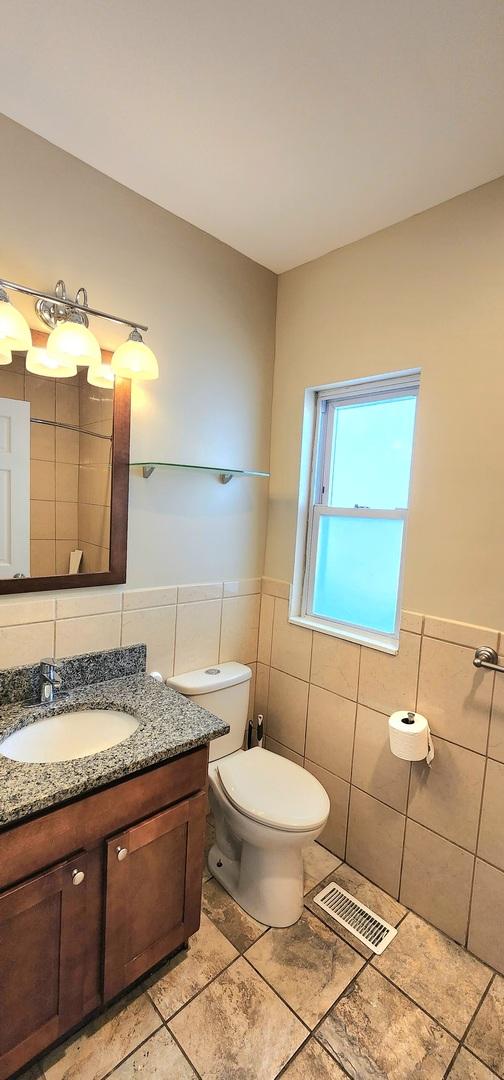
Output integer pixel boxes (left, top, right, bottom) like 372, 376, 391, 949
142, 465, 155, 479
218, 473, 233, 484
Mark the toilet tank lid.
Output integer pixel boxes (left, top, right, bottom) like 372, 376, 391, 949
167, 662, 252, 695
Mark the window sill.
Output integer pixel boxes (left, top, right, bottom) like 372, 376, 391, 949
288, 613, 399, 654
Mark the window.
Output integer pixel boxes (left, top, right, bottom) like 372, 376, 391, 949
291, 371, 419, 652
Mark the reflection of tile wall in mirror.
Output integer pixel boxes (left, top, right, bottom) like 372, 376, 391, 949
0, 358, 113, 578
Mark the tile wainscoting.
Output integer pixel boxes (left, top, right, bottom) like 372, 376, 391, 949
255, 577, 504, 975
2, 572, 503, 977
0, 580, 261, 724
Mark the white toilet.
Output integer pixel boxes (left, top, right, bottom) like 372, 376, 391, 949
167, 662, 330, 927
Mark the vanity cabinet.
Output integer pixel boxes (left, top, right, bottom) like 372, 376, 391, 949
0, 746, 208, 1080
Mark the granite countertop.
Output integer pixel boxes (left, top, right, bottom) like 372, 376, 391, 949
0, 671, 229, 829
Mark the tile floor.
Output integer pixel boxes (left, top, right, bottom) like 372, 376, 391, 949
23, 822, 504, 1080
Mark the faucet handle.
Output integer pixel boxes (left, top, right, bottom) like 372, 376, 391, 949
40, 657, 62, 685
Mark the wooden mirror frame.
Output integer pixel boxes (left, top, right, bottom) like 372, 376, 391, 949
0, 329, 131, 595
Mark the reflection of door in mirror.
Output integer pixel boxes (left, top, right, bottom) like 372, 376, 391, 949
0, 355, 113, 578
0, 397, 30, 578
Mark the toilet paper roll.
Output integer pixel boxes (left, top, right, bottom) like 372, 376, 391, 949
389, 710, 434, 765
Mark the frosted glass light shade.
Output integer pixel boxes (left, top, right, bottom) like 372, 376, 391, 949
111, 334, 159, 380
47, 318, 101, 367
87, 361, 115, 389
26, 346, 78, 379
0, 296, 32, 350
0, 346, 12, 366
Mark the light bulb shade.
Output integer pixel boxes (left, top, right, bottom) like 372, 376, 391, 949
0, 346, 12, 366
0, 297, 32, 350
111, 336, 159, 380
47, 319, 101, 367
87, 361, 115, 389
26, 347, 78, 379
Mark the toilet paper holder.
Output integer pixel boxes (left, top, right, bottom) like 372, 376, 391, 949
473, 646, 504, 674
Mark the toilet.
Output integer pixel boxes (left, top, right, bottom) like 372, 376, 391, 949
167, 662, 330, 927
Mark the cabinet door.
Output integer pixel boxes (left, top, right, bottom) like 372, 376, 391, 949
0, 853, 88, 1080
104, 792, 206, 1001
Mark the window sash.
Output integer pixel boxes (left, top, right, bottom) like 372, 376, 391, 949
303, 506, 407, 645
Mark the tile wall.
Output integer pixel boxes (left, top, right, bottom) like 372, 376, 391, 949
2, 570, 503, 975
0, 578, 261, 719
255, 577, 504, 975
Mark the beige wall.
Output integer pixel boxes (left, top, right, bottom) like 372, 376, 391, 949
0, 114, 276, 590
266, 178, 504, 627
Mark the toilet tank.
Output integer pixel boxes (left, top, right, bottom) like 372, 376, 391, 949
166, 662, 252, 762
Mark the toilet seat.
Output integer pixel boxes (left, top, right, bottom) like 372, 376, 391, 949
217, 746, 330, 833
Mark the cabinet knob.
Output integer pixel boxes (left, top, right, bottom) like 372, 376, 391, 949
72, 869, 85, 885
116, 846, 128, 862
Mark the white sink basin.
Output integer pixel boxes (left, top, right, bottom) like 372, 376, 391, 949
0, 709, 139, 764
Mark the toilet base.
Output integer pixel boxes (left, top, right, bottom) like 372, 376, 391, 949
208, 840, 304, 927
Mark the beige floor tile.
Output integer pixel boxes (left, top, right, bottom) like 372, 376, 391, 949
303, 841, 341, 893
42, 992, 160, 1080
373, 912, 492, 1037
202, 877, 267, 952
282, 1039, 347, 1078
400, 819, 474, 945
168, 956, 307, 1079
245, 909, 364, 1028
109, 1028, 197, 1079
466, 977, 504, 1078
146, 912, 238, 1019
448, 1047, 498, 1080
305, 862, 406, 958
318, 966, 457, 1079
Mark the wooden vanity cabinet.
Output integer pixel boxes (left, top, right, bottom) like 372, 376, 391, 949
0, 746, 208, 1080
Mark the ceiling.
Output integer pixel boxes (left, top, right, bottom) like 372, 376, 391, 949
1, 0, 503, 272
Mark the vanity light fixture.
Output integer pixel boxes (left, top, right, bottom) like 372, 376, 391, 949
0, 287, 32, 351
0, 277, 159, 382
87, 359, 115, 389
111, 329, 159, 380
26, 346, 78, 379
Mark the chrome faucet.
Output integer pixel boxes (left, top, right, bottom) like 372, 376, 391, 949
40, 658, 62, 703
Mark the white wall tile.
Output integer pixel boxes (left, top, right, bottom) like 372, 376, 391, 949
174, 599, 222, 673
122, 587, 177, 611
219, 594, 260, 665
0, 621, 55, 667
56, 590, 122, 620
0, 598, 55, 628
261, 577, 290, 599
423, 616, 498, 651
121, 606, 176, 678
177, 582, 223, 603
55, 612, 121, 658
223, 579, 261, 597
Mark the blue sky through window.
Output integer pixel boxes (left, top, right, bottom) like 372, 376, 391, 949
328, 395, 417, 508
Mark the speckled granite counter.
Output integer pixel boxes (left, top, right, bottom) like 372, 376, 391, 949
0, 670, 228, 829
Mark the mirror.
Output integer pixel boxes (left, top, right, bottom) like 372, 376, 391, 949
0, 332, 130, 593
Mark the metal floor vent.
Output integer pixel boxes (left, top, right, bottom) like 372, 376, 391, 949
313, 882, 397, 954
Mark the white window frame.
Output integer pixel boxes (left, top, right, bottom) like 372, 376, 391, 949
290, 369, 420, 654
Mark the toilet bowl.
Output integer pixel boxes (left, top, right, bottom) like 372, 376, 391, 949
167, 662, 330, 927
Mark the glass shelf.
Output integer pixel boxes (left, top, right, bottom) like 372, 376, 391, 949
130, 462, 270, 483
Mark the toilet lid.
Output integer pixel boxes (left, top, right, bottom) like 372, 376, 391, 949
217, 747, 330, 832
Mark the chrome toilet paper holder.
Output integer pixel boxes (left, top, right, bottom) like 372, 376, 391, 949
473, 646, 504, 674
